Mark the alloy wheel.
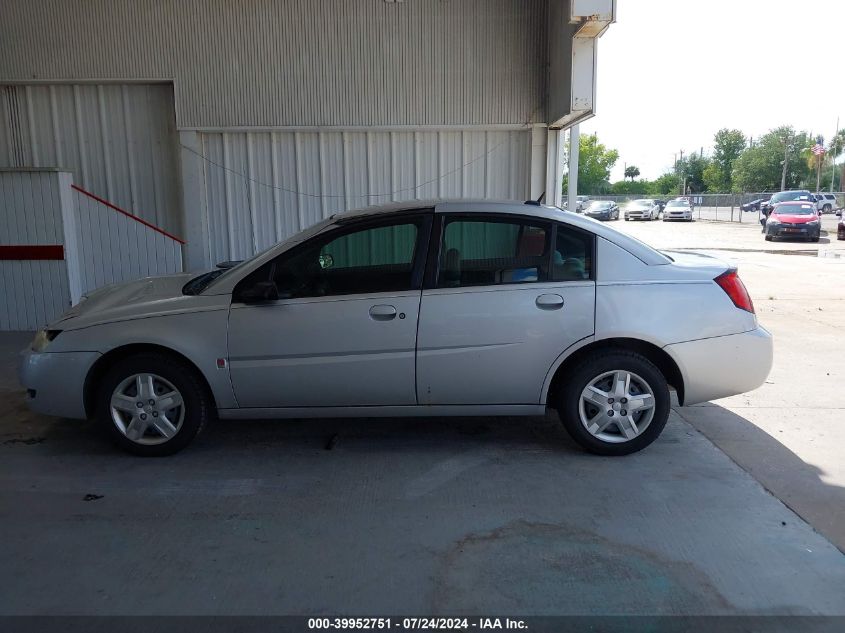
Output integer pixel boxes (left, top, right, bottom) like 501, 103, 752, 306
578, 370, 656, 443
109, 373, 185, 445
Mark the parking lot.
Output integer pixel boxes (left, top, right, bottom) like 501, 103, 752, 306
1, 216, 845, 616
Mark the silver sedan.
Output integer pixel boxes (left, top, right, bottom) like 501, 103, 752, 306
662, 199, 694, 221
19, 201, 773, 456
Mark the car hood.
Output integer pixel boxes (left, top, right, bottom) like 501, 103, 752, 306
626, 206, 650, 211
53, 272, 215, 330
586, 208, 611, 214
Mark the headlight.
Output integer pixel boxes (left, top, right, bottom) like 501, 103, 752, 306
31, 329, 61, 352
767, 218, 780, 225
807, 219, 819, 225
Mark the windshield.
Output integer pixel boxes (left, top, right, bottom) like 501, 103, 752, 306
774, 204, 815, 215
628, 200, 650, 207
195, 216, 337, 294
587, 202, 611, 210
666, 201, 687, 207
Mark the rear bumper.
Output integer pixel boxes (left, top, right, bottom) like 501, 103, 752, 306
664, 326, 773, 405
18, 349, 101, 419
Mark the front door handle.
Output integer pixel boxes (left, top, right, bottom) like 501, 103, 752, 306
369, 304, 397, 321
536, 294, 564, 310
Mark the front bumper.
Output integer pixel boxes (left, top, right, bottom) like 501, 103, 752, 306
586, 213, 611, 221
18, 348, 101, 419
664, 212, 692, 221
625, 212, 652, 220
765, 224, 820, 239
664, 326, 773, 406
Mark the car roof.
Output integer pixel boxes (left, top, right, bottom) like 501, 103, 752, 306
335, 199, 669, 265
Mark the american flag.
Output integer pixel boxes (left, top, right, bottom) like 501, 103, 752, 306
812, 143, 826, 156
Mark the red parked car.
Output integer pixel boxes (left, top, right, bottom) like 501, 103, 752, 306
763, 201, 821, 242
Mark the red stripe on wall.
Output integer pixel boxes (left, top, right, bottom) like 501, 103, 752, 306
71, 184, 187, 244
0, 245, 65, 260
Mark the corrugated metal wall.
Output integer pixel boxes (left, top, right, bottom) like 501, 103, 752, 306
0, 0, 548, 128
67, 188, 183, 301
0, 84, 182, 234
196, 128, 532, 262
0, 170, 72, 330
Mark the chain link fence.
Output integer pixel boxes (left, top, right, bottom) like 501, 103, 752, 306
588, 192, 844, 223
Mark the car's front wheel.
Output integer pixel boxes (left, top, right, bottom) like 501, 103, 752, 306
556, 351, 670, 456
96, 352, 212, 456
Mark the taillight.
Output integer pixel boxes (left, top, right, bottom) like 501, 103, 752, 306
714, 270, 755, 314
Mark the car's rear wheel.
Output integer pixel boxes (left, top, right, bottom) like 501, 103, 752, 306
557, 350, 670, 455
96, 353, 212, 456
765, 235, 773, 241
556, 351, 670, 456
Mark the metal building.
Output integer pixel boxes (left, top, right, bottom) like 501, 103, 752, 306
1, 0, 614, 327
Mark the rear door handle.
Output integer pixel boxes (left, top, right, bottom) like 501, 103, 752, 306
536, 294, 564, 310
369, 304, 397, 321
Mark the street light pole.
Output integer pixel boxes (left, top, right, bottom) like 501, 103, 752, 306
832, 117, 839, 194
780, 135, 790, 191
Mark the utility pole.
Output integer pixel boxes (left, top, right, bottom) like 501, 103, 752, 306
678, 150, 684, 194
780, 134, 790, 191
832, 117, 839, 193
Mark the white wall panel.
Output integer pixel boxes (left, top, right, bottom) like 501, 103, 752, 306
0, 170, 72, 330
68, 188, 184, 300
0, 83, 182, 234
195, 128, 533, 263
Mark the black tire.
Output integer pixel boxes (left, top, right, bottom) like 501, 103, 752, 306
765, 235, 773, 241
555, 350, 670, 456
811, 236, 820, 243
95, 352, 212, 456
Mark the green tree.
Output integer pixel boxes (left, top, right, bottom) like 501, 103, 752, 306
624, 165, 640, 181
611, 179, 648, 195
702, 161, 724, 193
647, 171, 681, 196
675, 153, 710, 193
732, 126, 812, 192
706, 128, 746, 192
563, 133, 619, 195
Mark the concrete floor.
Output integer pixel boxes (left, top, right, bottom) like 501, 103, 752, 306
2, 217, 845, 615
616, 218, 845, 552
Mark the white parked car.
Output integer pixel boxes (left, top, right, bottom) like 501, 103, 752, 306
662, 199, 693, 222
19, 200, 773, 457
814, 193, 839, 214
624, 199, 661, 221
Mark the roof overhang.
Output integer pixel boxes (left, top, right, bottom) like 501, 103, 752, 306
547, 0, 616, 130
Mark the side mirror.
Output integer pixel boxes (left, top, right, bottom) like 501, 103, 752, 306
239, 280, 280, 304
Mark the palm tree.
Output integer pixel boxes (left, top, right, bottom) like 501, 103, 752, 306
624, 165, 640, 182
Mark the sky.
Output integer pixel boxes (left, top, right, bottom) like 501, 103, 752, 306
580, 0, 845, 182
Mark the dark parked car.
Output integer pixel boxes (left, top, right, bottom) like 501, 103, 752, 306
763, 201, 821, 242
760, 190, 813, 217
838, 215, 845, 241
583, 200, 619, 221
741, 198, 768, 212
